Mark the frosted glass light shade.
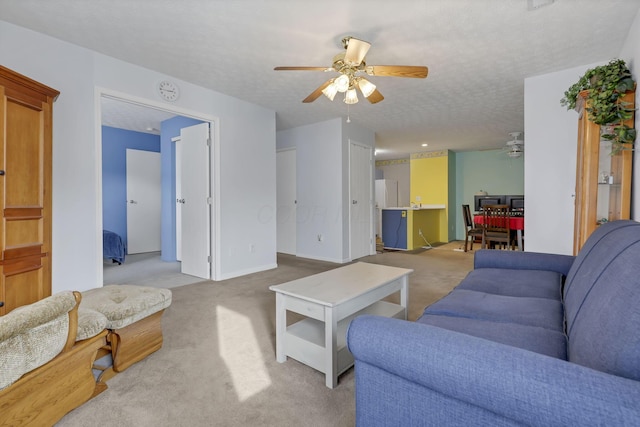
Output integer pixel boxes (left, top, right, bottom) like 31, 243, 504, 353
335, 74, 350, 92
322, 82, 338, 101
344, 88, 358, 104
358, 78, 376, 98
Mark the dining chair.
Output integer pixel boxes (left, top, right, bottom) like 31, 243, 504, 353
462, 204, 483, 252
481, 204, 511, 250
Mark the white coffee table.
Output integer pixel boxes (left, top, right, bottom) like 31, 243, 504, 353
269, 262, 413, 388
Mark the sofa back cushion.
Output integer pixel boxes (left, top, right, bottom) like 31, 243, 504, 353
0, 291, 76, 390
563, 220, 640, 381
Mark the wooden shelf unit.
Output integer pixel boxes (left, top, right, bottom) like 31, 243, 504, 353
573, 89, 635, 255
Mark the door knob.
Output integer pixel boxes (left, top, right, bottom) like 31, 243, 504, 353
352, 200, 358, 204
0, 170, 5, 175
129, 200, 137, 204
0, 301, 4, 307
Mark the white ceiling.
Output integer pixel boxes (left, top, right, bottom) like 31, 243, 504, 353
1, 0, 638, 159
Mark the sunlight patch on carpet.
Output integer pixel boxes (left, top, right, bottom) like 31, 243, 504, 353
216, 305, 272, 401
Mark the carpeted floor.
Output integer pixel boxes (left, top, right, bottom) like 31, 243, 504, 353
59, 242, 473, 426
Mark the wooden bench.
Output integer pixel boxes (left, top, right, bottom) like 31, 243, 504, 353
80, 285, 172, 382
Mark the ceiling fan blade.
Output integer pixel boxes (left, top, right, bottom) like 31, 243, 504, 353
366, 89, 384, 104
302, 80, 333, 103
344, 37, 371, 66
365, 65, 429, 78
274, 66, 331, 71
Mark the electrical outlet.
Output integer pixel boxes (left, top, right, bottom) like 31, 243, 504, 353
317, 234, 323, 242
249, 244, 255, 253
418, 228, 423, 236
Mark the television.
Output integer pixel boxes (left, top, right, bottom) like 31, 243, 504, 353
473, 195, 505, 212
505, 195, 525, 212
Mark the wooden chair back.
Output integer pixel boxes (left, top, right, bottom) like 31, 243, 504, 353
482, 204, 511, 249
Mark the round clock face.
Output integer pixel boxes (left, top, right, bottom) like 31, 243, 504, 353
157, 80, 179, 102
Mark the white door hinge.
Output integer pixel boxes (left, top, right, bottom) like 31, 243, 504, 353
207, 256, 212, 263
207, 197, 213, 204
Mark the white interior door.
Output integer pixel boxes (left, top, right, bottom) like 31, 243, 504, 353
349, 142, 373, 260
179, 123, 211, 279
276, 149, 296, 255
126, 149, 161, 254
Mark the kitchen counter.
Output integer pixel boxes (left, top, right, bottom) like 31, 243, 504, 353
381, 206, 445, 250
382, 205, 445, 210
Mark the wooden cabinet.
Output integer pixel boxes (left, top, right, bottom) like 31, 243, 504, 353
573, 89, 635, 254
0, 66, 59, 315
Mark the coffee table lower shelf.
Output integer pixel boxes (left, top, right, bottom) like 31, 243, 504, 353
284, 300, 404, 378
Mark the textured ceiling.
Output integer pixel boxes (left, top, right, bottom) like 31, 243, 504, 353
1, 0, 638, 159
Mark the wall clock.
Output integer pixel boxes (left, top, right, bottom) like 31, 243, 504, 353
157, 80, 180, 102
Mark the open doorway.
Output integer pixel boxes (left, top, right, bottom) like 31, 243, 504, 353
98, 91, 217, 286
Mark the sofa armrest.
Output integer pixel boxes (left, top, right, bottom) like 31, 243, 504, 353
347, 315, 640, 426
473, 249, 575, 276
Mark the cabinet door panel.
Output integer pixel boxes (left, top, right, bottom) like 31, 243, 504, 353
1, 259, 45, 315
5, 101, 44, 207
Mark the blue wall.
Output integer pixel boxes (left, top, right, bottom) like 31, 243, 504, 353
160, 116, 205, 261
102, 126, 161, 251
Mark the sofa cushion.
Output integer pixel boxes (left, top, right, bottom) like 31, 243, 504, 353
416, 314, 567, 359
457, 268, 563, 300
0, 291, 77, 390
81, 284, 172, 329
423, 289, 564, 331
561, 221, 640, 381
76, 308, 108, 341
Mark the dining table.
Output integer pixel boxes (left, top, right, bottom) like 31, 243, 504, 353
474, 214, 524, 250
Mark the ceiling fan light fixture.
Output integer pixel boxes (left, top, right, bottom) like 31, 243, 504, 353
357, 77, 376, 98
335, 74, 350, 93
507, 150, 522, 158
322, 80, 338, 101
344, 87, 358, 104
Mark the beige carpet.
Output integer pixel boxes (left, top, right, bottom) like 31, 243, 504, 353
58, 243, 473, 426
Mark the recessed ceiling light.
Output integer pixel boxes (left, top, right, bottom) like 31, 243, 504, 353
421, 143, 428, 147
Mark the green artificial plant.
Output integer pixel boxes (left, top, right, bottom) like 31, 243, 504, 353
560, 59, 636, 154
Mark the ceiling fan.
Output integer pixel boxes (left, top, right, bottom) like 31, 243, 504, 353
274, 36, 429, 105
504, 132, 524, 158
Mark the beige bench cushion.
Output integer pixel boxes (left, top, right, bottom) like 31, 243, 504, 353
81, 285, 172, 329
0, 291, 77, 390
76, 308, 108, 341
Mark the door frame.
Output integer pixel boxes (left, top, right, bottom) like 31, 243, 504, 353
94, 87, 219, 285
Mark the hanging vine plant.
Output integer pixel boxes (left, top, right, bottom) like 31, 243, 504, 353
560, 59, 636, 154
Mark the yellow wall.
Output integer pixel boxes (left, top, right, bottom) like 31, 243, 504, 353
410, 151, 449, 241
407, 209, 440, 249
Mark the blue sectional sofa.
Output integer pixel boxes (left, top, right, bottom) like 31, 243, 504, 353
347, 220, 640, 426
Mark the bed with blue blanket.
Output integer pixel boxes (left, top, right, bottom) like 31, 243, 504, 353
103, 230, 126, 264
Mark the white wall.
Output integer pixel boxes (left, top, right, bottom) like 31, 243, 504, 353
524, 64, 593, 255
0, 20, 276, 291
524, 8, 639, 255
279, 119, 344, 262
277, 117, 375, 263
619, 7, 640, 219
